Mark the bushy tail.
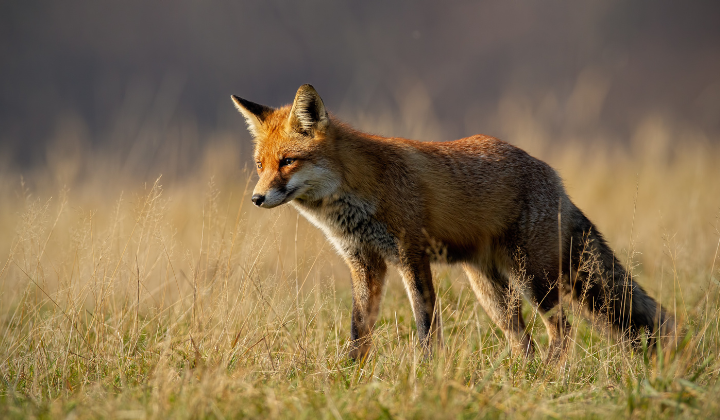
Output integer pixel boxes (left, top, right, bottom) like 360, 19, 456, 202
564, 208, 676, 349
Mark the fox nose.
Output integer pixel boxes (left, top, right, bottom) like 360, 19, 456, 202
251, 194, 265, 207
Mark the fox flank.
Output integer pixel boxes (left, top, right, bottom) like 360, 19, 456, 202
231, 84, 675, 362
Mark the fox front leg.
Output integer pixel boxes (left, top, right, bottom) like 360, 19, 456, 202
346, 249, 387, 361
398, 250, 440, 353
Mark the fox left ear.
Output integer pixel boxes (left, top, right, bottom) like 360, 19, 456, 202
231, 95, 274, 138
289, 84, 329, 135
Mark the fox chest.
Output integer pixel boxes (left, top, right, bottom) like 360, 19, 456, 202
292, 197, 399, 261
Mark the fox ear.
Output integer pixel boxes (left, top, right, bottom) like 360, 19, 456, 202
231, 95, 273, 138
289, 84, 328, 135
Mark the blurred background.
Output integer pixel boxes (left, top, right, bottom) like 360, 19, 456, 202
2, 0, 720, 184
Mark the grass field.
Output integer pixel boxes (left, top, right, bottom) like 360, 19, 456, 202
1, 111, 720, 419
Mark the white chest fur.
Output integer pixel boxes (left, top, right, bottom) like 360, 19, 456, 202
291, 194, 398, 261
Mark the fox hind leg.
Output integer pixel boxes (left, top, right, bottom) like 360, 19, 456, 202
537, 303, 572, 362
522, 253, 573, 362
463, 262, 534, 358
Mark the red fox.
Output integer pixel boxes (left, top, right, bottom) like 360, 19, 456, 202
231, 84, 674, 361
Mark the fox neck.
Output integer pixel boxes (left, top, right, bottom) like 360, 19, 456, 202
329, 123, 389, 195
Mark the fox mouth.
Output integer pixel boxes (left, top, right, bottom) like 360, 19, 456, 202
279, 186, 301, 205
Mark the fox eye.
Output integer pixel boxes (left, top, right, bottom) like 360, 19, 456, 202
280, 158, 295, 167
256, 162, 262, 169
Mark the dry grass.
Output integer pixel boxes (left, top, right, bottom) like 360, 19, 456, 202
1, 108, 720, 419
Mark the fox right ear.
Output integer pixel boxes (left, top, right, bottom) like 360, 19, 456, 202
231, 95, 273, 138
289, 84, 328, 136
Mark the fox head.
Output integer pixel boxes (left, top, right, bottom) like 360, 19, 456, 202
232, 85, 341, 208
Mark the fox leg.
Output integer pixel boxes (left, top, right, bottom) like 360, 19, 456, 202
398, 251, 440, 352
523, 260, 572, 362
536, 302, 572, 362
463, 263, 534, 358
346, 249, 388, 361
